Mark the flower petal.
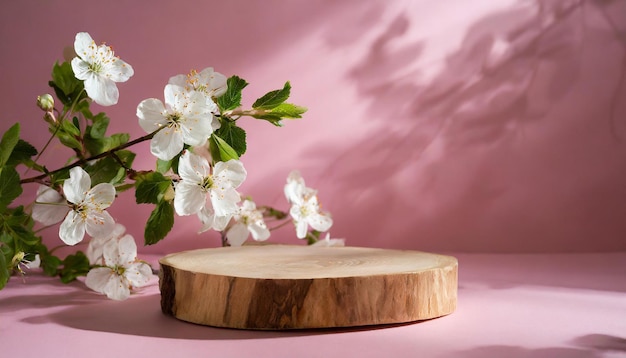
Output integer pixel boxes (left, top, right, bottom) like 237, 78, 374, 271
25, 254, 41, 269
241, 200, 257, 212
85, 183, 115, 209
308, 213, 333, 232
64, 167, 91, 204
284, 170, 305, 203
210, 188, 240, 217
85, 209, 115, 238
295, 220, 308, 239
197, 205, 231, 232
178, 151, 208, 183
59, 211, 86, 245
117, 234, 138, 265
137, 98, 167, 133
202, 68, 228, 97
180, 115, 212, 147
87, 236, 110, 265
150, 126, 183, 161
311, 238, 345, 247
32, 185, 69, 225
86, 223, 126, 265
226, 222, 249, 247
164, 84, 185, 109
73, 32, 95, 61
104, 275, 130, 301
248, 221, 270, 241
85, 267, 113, 294
168, 74, 187, 88
101, 237, 120, 267
104, 58, 134, 82
213, 160, 247, 188
213, 214, 232, 231
125, 262, 153, 288
84, 73, 119, 106
71, 58, 91, 81
174, 181, 205, 216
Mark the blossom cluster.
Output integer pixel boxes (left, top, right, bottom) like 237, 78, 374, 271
4, 32, 343, 300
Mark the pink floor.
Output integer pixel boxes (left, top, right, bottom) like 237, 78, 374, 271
2, 252, 624, 358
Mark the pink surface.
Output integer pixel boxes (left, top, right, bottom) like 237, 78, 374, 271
0, 1, 625, 254
1, 252, 625, 357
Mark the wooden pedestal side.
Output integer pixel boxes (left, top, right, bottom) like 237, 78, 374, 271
159, 245, 458, 330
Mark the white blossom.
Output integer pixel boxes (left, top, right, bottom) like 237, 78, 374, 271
32, 185, 69, 226
284, 170, 308, 204
24, 254, 41, 269
137, 84, 219, 161
70, 32, 134, 106
12, 252, 40, 273
226, 200, 270, 246
87, 223, 126, 265
169, 67, 228, 100
59, 167, 116, 246
311, 233, 345, 247
85, 235, 152, 301
284, 171, 333, 239
197, 206, 232, 233
174, 151, 246, 221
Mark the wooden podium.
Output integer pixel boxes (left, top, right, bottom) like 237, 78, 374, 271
159, 245, 458, 330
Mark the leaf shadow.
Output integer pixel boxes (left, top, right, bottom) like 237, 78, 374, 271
444, 345, 602, 358
25, 292, 438, 340
256, 0, 626, 253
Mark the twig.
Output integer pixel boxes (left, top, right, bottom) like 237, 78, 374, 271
20, 128, 161, 184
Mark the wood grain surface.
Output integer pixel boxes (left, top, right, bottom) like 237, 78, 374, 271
159, 245, 458, 330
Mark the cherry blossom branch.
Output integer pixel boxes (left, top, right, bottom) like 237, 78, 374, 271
20, 128, 162, 184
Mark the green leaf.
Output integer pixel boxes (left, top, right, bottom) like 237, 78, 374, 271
72, 117, 81, 131
85, 151, 135, 186
0, 123, 20, 168
253, 113, 283, 126
35, 244, 61, 277
49, 61, 85, 107
84, 132, 129, 156
41, 254, 62, 277
51, 62, 80, 96
252, 81, 291, 110
135, 171, 171, 204
60, 119, 80, 136
145, 200, 174, 245
217, 76, 248, 111
215, 121, 247, 157
59, 251, 90, 283
0, 248, 8, 290
156, 149, 185, 174
250, 103, 307, 126
209, 134, 239, 162
89, 113, 110, 139
265, 103, 307, 118
0, 231, 12, 245
55, 119, 82, 151
156, 158, 172, 174
0, 167, 22, 211
7, 139, 38, 167
1, 206, 40, 249
50, 167, 71, 186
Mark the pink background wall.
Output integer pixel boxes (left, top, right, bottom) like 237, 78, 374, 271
1, 0, 625, 254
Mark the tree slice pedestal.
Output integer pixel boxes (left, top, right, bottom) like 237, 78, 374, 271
159, 245, 458, 330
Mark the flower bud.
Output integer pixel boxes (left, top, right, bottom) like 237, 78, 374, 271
37, 94, 55, 112
43, 111, 57, 125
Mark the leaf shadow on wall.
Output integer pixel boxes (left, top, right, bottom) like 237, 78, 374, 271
296, 0, 626, 252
